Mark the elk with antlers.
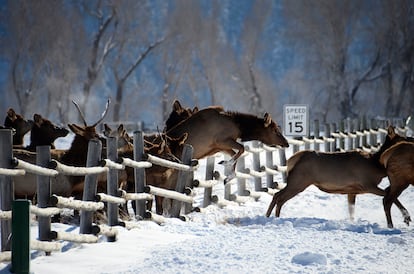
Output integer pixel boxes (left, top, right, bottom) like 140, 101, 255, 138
13, 99, 112, 200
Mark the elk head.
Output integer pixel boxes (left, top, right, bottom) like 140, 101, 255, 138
4, 108, 33, 146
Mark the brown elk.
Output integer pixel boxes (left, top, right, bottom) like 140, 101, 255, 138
164, 100, 198, 132
105, 101, 194, 215
166, 107, 289, 181
13, 100, 112, 200
266, 126, 411, 226
112, 127, 188, 215
380, 141, 414, 228
3, 108, 33, 147
26, 113, 69, 151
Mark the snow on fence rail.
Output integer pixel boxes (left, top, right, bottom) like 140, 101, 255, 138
0, 117, 409, 265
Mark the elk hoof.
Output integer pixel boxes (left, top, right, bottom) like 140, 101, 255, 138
404, 216, 411, 226
224, 173, 236, 184
218, 158, 236, 166
218, 160, 230, 166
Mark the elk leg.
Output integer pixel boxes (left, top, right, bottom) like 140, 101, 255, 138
347, 194, 356, 221
217, 139, 244, 166
393, 198, 411, 225
372, 186, 411, 226
217, 140, 245, 183
383, 184, 408, 228
155, 196, 164, 215
266, 191, 283, 217
266, 181, 307, 217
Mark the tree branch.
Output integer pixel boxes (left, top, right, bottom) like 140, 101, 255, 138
120, 38, 164, 83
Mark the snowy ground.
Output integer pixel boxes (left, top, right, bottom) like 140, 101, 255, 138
1, 135, 414, 274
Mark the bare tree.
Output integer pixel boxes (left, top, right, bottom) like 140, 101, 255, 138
1, 1, 60, 116
373, 0, 414, 117
112, 38, 163, 121
238, 1, 273, 115
281, 0, 388, 120
78, 0, 116, 114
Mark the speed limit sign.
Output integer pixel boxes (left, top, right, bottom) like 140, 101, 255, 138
283, 104, 309, 136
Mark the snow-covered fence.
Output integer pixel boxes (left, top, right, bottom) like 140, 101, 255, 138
0, 131, 127, 262
287, 117, 408, 154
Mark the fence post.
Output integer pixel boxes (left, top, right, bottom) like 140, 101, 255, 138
11, 199, 31, 274
353, 119, 360, 149
278, 148, 287, 185
133, 131, 146, 219
37, 146, 52, 247
314, 120, 320, 151
0, 129, 13, 252
339, 120, 345, 150
202, 157, 215, 207
346, 118, 353, 151
106, 136, 118, 241
80, 139, 102, 235
292, 138, 300, 154
370, 119, 377, 147
171, 144, 193, 218
236, 156, 247, 196
252, 141, 262, 191
331, 123, 338, 151
324, 123, 331, 152
265, 148, 274, 189
223, 155, 232, 201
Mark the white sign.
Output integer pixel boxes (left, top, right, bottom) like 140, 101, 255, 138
283, 104, 309, 136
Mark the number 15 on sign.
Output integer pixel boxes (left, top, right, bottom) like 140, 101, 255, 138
283, 104, 309, 137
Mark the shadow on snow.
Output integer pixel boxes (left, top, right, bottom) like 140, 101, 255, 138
226, 215, 402, 235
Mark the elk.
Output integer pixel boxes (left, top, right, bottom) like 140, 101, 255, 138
3, 108, 33, 147
105, 101, 192, 215
164, 100, 198, 132
166, 107, 289, 181
26, 113, 69, 151
111, 127, 188, 215
266, 126, 411, 226
13, 99, 112, 200
380, 140, 414, 228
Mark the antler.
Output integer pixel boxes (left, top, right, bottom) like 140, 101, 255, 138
72, 98, 110, 127
91, 98, 110, 127
72, 100, 88, 126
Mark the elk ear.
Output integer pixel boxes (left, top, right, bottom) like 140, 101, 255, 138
387, 125, 396, 139
68, 124, 85, 136
103, 123, 112, 137
192, 107, 199, 113
117, 124, 124, 134
33, 114, 43, 126
173, 100, 183, 112
7, 108, 17, 121
264, 113, 272, 127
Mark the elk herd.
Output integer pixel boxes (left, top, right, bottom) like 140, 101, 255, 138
1, 99, 413, 229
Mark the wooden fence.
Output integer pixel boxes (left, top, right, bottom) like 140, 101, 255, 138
0, 117, 409, 267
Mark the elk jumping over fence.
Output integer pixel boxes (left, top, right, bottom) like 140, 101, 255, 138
165, 107, 289, 182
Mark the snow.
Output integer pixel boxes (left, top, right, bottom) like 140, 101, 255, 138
1, 135, 414, 274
